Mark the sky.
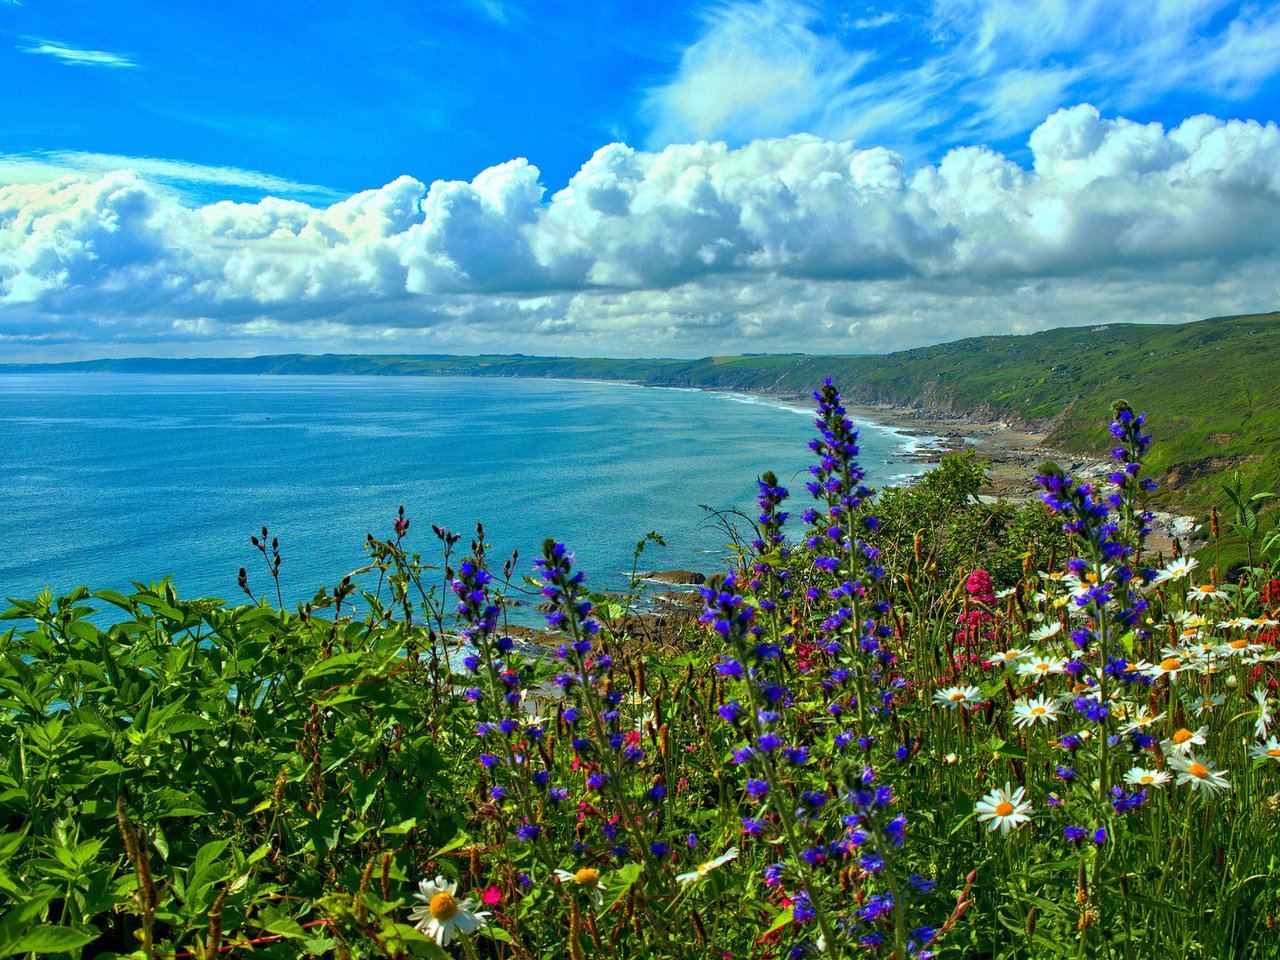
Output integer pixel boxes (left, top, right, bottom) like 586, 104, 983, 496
2, 0, 1280, 361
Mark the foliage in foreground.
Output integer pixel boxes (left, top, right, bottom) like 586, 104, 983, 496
2, 385, 1280, 960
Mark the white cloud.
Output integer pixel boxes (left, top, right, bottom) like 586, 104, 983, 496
0, 152, 343, 204
1, 105, 1279, 359
640, 0, 1280, 155
19, 39, 136, 68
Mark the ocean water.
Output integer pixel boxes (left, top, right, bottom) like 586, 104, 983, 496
0, 374, 932, 619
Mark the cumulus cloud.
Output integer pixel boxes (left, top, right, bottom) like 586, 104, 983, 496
640, 0, 1280, 154
2, 105, 1279, 359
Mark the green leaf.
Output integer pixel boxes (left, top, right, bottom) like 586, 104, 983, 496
0, 925, 96, 956
432, 831, 470, 858
258, 906, 307, 939
763, 905, 794, 937
602, 863, 643, 913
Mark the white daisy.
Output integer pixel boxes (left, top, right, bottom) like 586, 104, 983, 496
676, 847, 739, 887
1255, 689, 1272, 739
933, 685, 984, 709
1187, 583, 1229, 603
974, 783, 1033, 836
1218, 637, 1263, 658
409, 876, 489, 946
1012, 695, 1059, 728
1189, 694, 1226, 718
554, 867, 607, 909
1149, 556, 1197, 586
1160, 725, 1208, 756
1029, 621, 1063, 643
1166, 752, 1231, 795
1123, 767, 1172, 788
1016, 655, 1067, 679
1247, 736, 1280, 762
990, 647, 1030, 665
1147, 656, 1190, 681
1119, 706, 1165, 734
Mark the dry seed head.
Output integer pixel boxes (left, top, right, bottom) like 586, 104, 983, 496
692, 910, 707, 946
206, 889, 226, 960
568, 900, 585, 960
358, 857, 376, 897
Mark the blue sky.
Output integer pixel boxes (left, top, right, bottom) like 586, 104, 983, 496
3, 0, 1280, 359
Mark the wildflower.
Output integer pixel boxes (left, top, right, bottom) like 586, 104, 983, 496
1247, 737, 1280, 762
1150, 557, 1197, 585
1017, 655, 1066, 679
409, 876, 489, 946
933, 685, 983, 709
1188, 583, 1229, 603
1160, 725, 1208, 756
1029, 622, 1063, 643
1255, 688, 1272, 739
1119, 706, 1165, 734
1012, 695, 1060, 728
1167, 752, 1231, 795
1124, 767, 1171, 788
990, 647, 1030, 664
975, 783, 1034, 836
1147, 656, 1189, 682
1189, 694, 1225, 718
1219, 637, 1264, 658
554, 867, 607, 909
677, 847, 739, 887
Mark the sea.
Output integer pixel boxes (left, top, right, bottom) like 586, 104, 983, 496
0, 374, 937, 622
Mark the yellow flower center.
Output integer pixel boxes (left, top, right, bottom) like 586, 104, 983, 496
1035, 663, 1050, 672
1159, 657, 1181, 672
1138, 774, 1155, 784
698, 861, 715, 875
1268, 749, 1280, 758
1031, 706, 1047, 716
1187, 763, 1208, 779
949, 691, 966, 701
574, 868, 600, 886
994, 801, 1014, 816
429, 892, 459, 922
1172, 728, 1193, 744
1230, 639, 1248, 649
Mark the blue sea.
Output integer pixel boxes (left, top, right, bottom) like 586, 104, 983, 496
0, 374, 934, 619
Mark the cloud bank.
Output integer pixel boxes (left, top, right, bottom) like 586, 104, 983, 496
2, 105, 1279, 358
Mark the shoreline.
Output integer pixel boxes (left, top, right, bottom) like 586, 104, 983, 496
687, 387, 1198, 555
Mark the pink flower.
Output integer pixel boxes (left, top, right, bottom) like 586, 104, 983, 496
965, 568, 995, 604
480, 885, 502, 906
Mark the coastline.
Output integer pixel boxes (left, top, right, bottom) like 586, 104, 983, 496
685, 387, 1198, 555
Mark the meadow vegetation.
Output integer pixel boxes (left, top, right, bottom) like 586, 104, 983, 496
2, 382, 1280, 959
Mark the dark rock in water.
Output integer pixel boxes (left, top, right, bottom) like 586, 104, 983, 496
642, 569, 706, 585
654, 591, 704, 610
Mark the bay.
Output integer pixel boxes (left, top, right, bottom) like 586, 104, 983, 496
0, 374, 932, 618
